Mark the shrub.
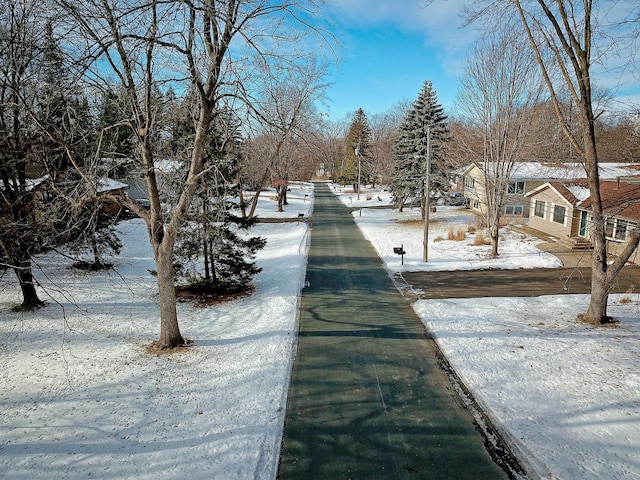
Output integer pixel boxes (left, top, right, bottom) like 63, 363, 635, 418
447, 226, 467, 241
472, 232, 492, 246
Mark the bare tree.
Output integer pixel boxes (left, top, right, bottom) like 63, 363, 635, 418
0, 0, 97, 309
368, 105, 407, 186
55, 0, 331, 348
457, 26, 545, 257
243, 59, 328, 215
467, 0, 640, 324
0, 0, 45, 309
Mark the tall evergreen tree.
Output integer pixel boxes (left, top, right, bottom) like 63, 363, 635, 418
390, 81, 448, 213
96, 89, 136, 160
340, 108, 372, 189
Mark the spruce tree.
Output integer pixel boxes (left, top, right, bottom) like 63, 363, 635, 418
174, 109, 266, 293
389, 81, 448, 212
97, 89, 136, 159
341, 108, 372, 188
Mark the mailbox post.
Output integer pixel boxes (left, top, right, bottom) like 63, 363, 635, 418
393, 244, 406, 265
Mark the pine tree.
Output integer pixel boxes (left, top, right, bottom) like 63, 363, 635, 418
390, 81, 448, 212
96, 89, 136, 159
390, 110, 422, 211
174, 110, 266, 293
340, 108, 372, 188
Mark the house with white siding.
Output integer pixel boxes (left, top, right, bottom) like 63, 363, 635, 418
462, 162, 640, 221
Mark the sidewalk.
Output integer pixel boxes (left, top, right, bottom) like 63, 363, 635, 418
511, 224, 593, 269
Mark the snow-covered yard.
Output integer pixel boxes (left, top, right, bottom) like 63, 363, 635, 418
0, 185, 313, 480
1, 182, 639, 479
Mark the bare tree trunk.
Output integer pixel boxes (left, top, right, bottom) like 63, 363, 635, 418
14, 261, 44, 310
582, 124, 610, 324
156, 244, 183, 348
277, 186, 285, 212
237, 173, 247, 219
490, 222, 500, 258
248, 167, 270, 218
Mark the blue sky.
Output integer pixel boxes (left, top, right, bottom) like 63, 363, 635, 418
319, 0, 640, 122
320, 0, 475, 121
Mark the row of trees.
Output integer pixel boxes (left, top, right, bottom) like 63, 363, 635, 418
2, 0, 639, 341
0, 0, 333, 348
330, 97, 638, 201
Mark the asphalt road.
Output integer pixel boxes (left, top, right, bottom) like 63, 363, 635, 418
398, 266, 640, 300
278, 183, 509, 479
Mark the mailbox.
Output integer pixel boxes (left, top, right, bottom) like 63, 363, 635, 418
393, 244, 406, 265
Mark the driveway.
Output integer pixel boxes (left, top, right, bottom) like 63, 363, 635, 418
396, 245, 640, 300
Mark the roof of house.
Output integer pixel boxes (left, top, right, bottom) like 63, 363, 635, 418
580, 180, 640, 222
464, 162, 640, 181
97, 177, 129, 194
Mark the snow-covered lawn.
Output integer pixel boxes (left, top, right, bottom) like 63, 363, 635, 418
0, 184, 313, 480
339, 190, 562, 272
1, 182, 639, 479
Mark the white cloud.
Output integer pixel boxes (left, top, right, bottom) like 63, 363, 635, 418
325, 0, 477, 79
328, 1, 474, 46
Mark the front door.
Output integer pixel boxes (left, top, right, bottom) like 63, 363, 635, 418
579, 210, 588, 237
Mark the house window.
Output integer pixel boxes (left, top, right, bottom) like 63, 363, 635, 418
42, 190, 54, 202
534, 200, 545, 218
504, 205, 523, 215
507, 181, 525, 194
552, 205, 566, 224
505, 205, 524, 215
614, 219, 628, 241
605, 218, 615, 238
464, 176, 475, 189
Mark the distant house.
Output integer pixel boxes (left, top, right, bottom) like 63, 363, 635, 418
96, 177, 129, 216
525, 179, 640, 257
462, 162, 640, 220
27, 176, 129, 218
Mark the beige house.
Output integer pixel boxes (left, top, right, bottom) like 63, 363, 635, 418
462, 162, 640, 221
525, 179, 640, 257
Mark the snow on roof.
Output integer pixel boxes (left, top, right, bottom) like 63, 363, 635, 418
565, 184, 590, 202
155, 159, 185, 173
97, 177, 129, 193
474, 162, 640, 180
530, 179, 640, 222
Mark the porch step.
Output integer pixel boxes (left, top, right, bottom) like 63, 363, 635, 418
560, 236, 593, 250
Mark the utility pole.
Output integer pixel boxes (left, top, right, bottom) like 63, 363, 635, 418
423, 125, 431, 263
355, 144, 361, 200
